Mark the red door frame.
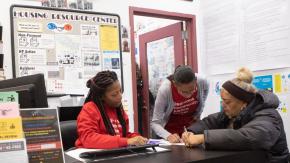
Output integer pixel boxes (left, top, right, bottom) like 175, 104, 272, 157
129, 6, 197, 132
139, 22, 185, 137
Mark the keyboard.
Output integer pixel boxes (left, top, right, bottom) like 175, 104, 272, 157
79, 144, 159, 159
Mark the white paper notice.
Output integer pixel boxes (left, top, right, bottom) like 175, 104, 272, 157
0, 139, 28, 163
80, 24, 100, 50
18, 49, 46, 65
66, 148, 102, 162
18, 65, 47, 77
17, 22, 43, 33
63, 67, 85, 94
17, 33, 55, 49
242, 0, 290, 71
202, 0, 241, 75
55, 34, 81, 67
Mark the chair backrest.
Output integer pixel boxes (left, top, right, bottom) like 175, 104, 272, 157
58, 106, 82, 121
60, 120, 78, 151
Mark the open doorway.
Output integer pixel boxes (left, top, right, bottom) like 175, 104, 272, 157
129, 7, 197, 137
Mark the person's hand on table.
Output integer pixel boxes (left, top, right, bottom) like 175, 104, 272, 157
127, 136, 148, 146
167, 133, 182, 143
182, 132, 204, 148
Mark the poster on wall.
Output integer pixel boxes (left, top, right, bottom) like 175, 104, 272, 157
20, 108, 64, 163
10, 5, 123, 95
252, 75, 273, 92
201, 0, 290, 75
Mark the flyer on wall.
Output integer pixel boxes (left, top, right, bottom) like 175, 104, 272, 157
20, 108, 64, 163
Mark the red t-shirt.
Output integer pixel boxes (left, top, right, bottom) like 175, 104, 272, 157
164, 82, 199, 136
75, 102, 139, 149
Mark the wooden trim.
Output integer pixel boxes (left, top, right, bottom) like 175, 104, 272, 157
130, 6, 194, 20
187, 16, 198, 72
129, 7, 139, 132
139, 22, 184, 137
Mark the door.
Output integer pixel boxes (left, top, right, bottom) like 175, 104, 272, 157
139, 22, 185, 137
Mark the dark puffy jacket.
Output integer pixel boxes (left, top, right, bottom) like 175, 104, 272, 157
188, 90, 289, 163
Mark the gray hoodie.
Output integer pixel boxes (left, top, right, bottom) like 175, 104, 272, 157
151, 75, 209, 139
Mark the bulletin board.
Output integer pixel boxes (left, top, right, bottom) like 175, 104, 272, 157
10, 5, 123, 95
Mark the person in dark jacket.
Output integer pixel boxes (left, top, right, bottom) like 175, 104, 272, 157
182, 67, 289, 163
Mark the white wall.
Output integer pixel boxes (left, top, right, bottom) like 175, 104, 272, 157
0, 0, 41, 79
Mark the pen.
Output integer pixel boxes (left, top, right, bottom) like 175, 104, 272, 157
184, 126, 188, 133
183, 126, 189, 145
184, 126, 190, 138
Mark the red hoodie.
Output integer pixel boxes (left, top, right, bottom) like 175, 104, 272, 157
75, 101, 139, 149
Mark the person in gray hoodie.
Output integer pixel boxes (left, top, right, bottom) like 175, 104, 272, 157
182, 67, 289, 163
151, 65, 209, 143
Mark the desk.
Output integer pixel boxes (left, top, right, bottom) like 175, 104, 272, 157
64, 145, 268, 163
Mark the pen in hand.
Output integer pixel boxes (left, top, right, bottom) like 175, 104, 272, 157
183, 126, 190, 146
184, 126, 189, 136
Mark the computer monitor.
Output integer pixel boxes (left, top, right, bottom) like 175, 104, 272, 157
0, 73, 48, 108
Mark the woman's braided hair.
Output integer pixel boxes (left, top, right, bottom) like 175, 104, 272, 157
84, 70, 126, 136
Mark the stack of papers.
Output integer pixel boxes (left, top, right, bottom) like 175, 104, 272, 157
147, 139, 185, 146
0, 92, 28, 163
66, 148, 102, 162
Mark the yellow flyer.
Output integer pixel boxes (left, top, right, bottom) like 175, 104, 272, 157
0, 117, 23, 140
274, 74, 282, 93
100, 25, 119, 51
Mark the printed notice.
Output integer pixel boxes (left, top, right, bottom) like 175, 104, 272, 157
0, 139, 28, 163
20, 108, 64, 163
18, 49, 47, 65
100, 25, 119, 51
0, 117, 24, 140
274, 74, 282, 93
0, 92, 18, 103
0, 102, 20, 118
17, 22, 42, 33
253, 75, 273, 92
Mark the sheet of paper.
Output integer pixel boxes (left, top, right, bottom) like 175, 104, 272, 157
0, 139, 28, 163
20, 108, 65, 163
0, 102, 20, 118
201, 0, 241, 75
274, 74, 282, 93
148, 139, 185, 146
100, 25, 119, 51
0, 117, 23, 140
66, 148, 102, 162
0, 92, 19, 103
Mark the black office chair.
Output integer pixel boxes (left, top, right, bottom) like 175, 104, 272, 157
60, 120, 78, 151
58, 106, 82, 121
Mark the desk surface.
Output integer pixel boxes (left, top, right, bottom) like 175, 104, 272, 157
65, 145, 268, 163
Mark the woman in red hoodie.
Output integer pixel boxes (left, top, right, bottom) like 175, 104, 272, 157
75, 70, 148, 149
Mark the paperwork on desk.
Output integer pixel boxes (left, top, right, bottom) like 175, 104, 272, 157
66, 148, 102, 162
66, 147, 170, 162
147, 139, 185, 146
